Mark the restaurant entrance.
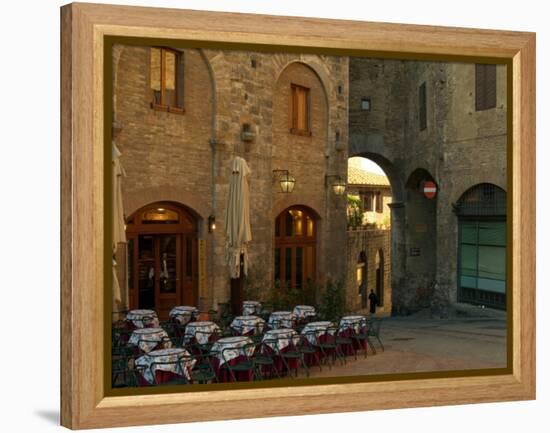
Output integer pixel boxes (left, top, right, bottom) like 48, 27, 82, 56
126, 202, 198, 320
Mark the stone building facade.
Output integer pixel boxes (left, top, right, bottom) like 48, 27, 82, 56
112, 45, 349, 316
349, 58, 508, 310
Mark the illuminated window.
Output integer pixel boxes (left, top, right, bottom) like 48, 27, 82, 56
150, 47, 184, 113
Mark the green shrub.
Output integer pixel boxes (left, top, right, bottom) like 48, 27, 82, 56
318, 279, 347, 321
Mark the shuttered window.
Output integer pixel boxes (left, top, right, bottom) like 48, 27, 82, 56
150, 47, 185, 113
290, 84, 311, 136
475, 64, 497, 111
419, 82, 427, 131
362, 192, 374, 211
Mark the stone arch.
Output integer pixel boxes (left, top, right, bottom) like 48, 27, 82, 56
124, 185, 211, 237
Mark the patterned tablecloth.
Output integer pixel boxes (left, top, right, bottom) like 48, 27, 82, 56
128, 327, 170, 353
230, 315, 265, 335
293, 305, 317, 320
126, 309, 160, 328
210, 336, 254, 366
242, 300, 262, 316
267, 311, 296, 329
169, 306, 200, 325
183, 321, 221, 345
135, 348, 195, 384
301, 321, 335, 344
339, 315, 367, 334
262, 328, 299, 352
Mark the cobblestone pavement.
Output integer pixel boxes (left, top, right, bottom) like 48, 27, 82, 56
306, 316, 508, 378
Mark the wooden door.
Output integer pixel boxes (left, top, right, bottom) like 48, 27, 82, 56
126, 202, 198, 320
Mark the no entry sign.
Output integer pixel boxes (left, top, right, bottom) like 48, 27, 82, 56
423, 181, 437, 199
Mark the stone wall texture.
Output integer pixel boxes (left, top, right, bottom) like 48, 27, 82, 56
349, 58, 507, 309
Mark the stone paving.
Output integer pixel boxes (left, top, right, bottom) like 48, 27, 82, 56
307, 315, 508, 378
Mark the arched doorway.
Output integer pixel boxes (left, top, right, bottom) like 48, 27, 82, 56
126, 201, 198, 319
357, 251, 367, 308
455, 183, 507, 309
375, 249, 384, 306
274, 206, 317, 289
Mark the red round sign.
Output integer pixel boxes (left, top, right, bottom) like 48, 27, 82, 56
423, 181, 437, 199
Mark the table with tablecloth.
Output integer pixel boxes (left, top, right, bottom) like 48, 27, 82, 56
169, 306, 200, 325
183, 321, 221, 346
339, 315, 368, 354
230, 315, 265, 335
126, 309, 159, 329
267, 311, 296, 329
242, 300, 262, 316
128, 327, 170, 354
261, 328, 300, 374
210, 336, 255, 382
300, 321, 336, 366
292, 305, 317, 321
135, 347, 195, 385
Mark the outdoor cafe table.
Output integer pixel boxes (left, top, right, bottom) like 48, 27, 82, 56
126, 309, 159, 329
242, 300, 262, 316
128, 327, 170, 353
135, 347, 195, 385
292, 305, 317, 320
183, 321, 221, 345
301, 321, 335, 366
267, 311, 296, 329
169, 306, 200, 325
230, 315, 265, 336
262, 328, 300, 374
210, 336, 255, 382
339, 315, 367, 355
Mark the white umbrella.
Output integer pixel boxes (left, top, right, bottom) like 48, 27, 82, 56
112, 143, 126, 307
225, 156, 252, 278
112, 143, 126, 250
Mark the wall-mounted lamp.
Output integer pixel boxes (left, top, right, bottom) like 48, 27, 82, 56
272, 169, 296, 193
325, 175, 347, 195
208, 215, 216, 233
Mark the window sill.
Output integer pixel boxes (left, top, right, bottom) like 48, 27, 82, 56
289, 128, 312, 137
151, 103, 185, 115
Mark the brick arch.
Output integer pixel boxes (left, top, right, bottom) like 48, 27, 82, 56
272, 197, 322, 221
453, 180, 507, 204
274, 58, 332, 113
124, 185, 211, 226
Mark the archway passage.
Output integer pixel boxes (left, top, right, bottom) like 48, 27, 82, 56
455, 183, 507, 309
126, 201, 199, 319
357, 251, 367, 308
274, 206, 317, 289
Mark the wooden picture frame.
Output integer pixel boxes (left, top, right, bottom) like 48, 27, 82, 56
60, 2, 535, 429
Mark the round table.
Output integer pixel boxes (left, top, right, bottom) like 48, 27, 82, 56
135, 347, 195, 385
242, 300, 262, 316
230, 315, 265, 335
267, 311, 296, 329
262, 328, 299, 353
183, 321, 221, 345
126, 309, 159, 328
301, 321, 334, 344
210, 336, 255, 382
128, 327, 170, 353
293, 305, 317, 320
339, 315, 367, 333
169, 306, 199, 325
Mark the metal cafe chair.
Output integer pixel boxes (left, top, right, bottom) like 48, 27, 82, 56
296, 333, 321, 375
318, 325, 346, 369
276, 334, 305, 378
367, 318, 385, 352
350, 318, 370, 358
189, 352, 218, 384
221, 344, 257, 382
252, 339, 281, 380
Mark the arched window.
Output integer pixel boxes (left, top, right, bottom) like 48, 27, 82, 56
274, 206, 317, 289
357, 251, 367, 308
375, 249, 384, 306
455, 183, 506, 309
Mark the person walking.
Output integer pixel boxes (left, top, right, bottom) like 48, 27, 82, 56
368, 289, 378, 315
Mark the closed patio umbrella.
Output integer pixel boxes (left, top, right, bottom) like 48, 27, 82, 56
224, 156, 252, 279
112, 143, 126, 307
